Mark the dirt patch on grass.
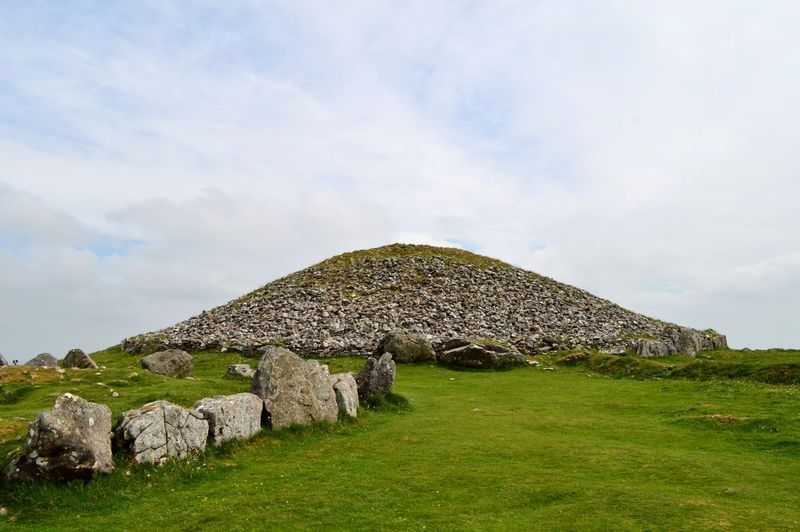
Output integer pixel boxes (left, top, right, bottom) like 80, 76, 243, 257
0, 367, 60, 385
707, 414, 748, 424
0, 419, 28, 440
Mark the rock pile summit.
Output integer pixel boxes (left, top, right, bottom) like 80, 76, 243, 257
122, 243, 725, 357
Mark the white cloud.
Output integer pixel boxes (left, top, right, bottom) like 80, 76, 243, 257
1, 1, 799, 355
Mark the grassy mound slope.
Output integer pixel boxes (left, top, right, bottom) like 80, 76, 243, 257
555, 348, 800, 385
1, 349, 799, 529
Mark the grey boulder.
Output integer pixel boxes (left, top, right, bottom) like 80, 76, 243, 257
329, 372, 358, 418
700, 331, 728, 350
0, 352, 7, 366
356, 352, 396, 398
62, 348, 98, 369
114, 401, 208, 465
3, 393, 113, 482
374, 331, 435, 363
437, 338, 526, 369
250, 346, 338, 429
633, 339, 673, 358
141, 349, 194, 378
192, 393, 263, 446
633, 327, 708, 358
27, 353, 58, 367
226, 363, 255, 379
670, 327, 703, 356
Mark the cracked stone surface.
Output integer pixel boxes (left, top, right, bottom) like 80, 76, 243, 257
120, 244, 727, 357
250, 346, 338, 429
3, 393, 113, 482
192, 393, 263, 446
114, 400, 208, 465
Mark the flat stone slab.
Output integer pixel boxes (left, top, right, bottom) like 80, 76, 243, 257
438, 339, 526, 369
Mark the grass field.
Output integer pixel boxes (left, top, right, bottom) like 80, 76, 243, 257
1, 348, 800, 530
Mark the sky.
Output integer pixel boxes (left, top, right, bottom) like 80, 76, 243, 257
1, 0, 799, 359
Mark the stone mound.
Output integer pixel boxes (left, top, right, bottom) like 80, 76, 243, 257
122, 243, 725, 356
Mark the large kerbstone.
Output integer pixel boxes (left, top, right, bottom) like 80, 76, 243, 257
3, 393, 113, 482
192, 393, 263, 446
250, 346, 338, 429
671, 327, 703, 356
62, 348, 98, 369
114, 401, 208, 465
633, 339, 673, 358
356, 353, 396, 398
141, 349, 194, 378
329, 372, 358, 418
27, 353, 57, 367
0, 352, 7, 366
374, 331, 435, 363
437, 338, 526, 369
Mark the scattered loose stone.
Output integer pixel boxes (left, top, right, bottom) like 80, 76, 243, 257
250, 346, 338, 429
192, 393, 263, 445
374, 331, 435, 363
226, 363, 255, 379
329, 373, 358, 417
3, 393, 113, 482
26, 353, 57, 367
62, 348, 98, 369
114, 401, 208, 465
141, 349, 194, 378
355, 353, 396, 398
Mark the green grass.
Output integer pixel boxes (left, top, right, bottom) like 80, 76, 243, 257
316, 243, 516, 271
2, 348, 800, 529
554, 348, 800, 385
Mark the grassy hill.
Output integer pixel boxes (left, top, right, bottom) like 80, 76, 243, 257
2, 347, 800, 529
